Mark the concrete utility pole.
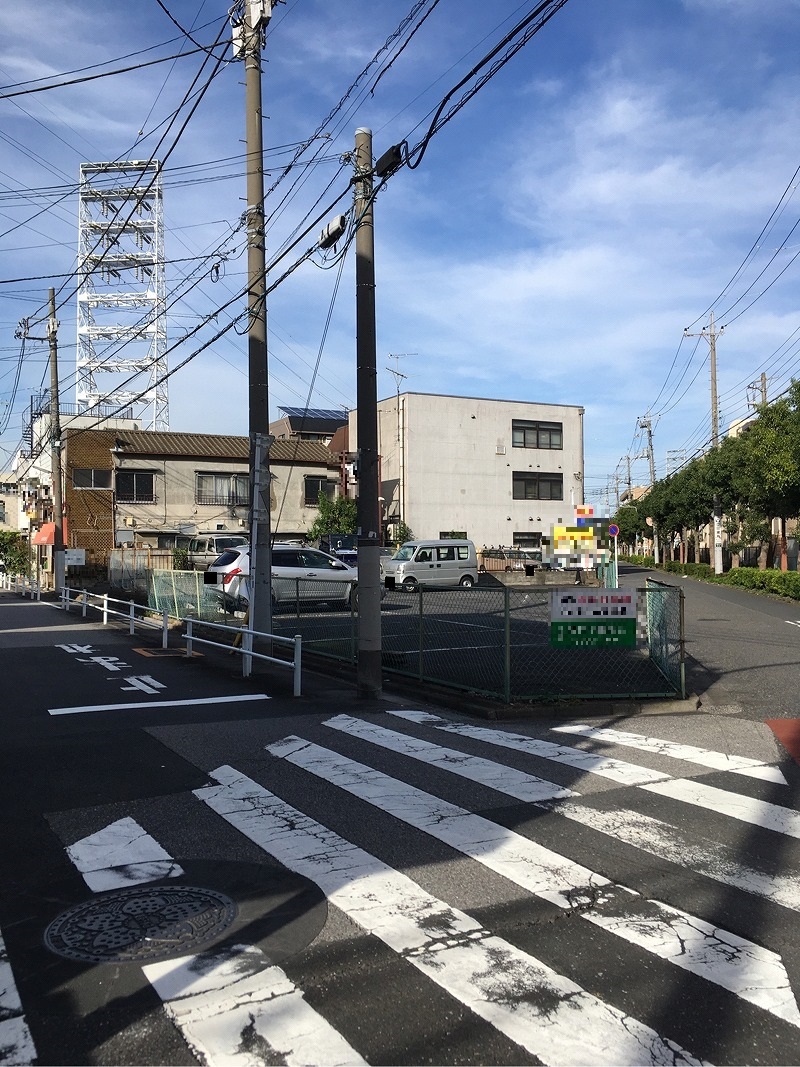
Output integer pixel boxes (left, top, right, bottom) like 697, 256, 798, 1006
47, 289, 65, 594
354, 127, 382, 699
747, 373, 768, 410
236, 0, 274, 641
685, 313, 724, 573
638, 416, 659, 564
386, 353, 413, 531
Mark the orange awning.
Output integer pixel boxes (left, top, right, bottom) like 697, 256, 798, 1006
31, 520, 68, 546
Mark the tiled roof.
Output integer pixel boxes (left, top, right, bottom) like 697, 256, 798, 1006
111, 430, 337, 465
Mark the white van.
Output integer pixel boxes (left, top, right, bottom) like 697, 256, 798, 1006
186, 533, 249, 570
381, 539, 479, 591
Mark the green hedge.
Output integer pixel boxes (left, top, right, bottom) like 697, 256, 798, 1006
657, 560, 800, 599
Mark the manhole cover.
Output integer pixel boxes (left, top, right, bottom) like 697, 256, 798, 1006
44, 884, 238, 963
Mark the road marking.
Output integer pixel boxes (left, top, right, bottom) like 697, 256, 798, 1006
0, 932, 36, 1066
268, 736, 800, 1026
642, 779, 800, 839
67, 817, 184, 892
198, 765, 704, 1066
387, 709, 672, 785
48, 694, 270, 715
324, 714, 577, 801
62, 820, 362, 1067
144, 945, 367, 1067
551, 723, 787, 784
325, 715, 800, 912
786, 621, 800, 628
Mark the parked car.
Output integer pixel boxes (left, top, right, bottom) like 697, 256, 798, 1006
186, 532, 249, 570
478, 547, 544, 573
204, 543, 362, 612
381, 539, 479, 591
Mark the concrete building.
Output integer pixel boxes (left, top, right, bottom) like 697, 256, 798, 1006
351, 392, 585, 549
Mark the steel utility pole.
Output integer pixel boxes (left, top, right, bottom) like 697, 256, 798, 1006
685, 312, 724, 573
47, 289, 65, 594
236, 0, 274, 641
354, 127, 382, 699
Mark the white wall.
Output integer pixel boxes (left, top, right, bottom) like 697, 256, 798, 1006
355, 392, 584, 548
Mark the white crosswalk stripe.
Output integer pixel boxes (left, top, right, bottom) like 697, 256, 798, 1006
25, 709, 800, 1066
266, 731, 800, 1026
551, 723, 788, 783
197, 766, 705, 1067
0, 933, 36, 1067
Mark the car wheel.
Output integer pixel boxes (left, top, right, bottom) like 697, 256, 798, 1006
459, 575, 475, 588
349, 586, 359, 611
401, 577, 418, 593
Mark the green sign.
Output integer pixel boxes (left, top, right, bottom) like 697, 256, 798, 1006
551, 618, 637, 649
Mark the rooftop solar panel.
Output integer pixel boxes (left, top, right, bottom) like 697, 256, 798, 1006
278, 406, 348, 421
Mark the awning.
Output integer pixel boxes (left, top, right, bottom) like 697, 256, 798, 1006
31, 520, 68, 546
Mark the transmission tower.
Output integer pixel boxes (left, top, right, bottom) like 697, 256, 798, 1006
76, 161, 168, 430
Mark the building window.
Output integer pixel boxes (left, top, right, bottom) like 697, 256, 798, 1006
304, 476, 337, 505
512, 471, 563, 500
195, 472, 250, 506
73, 468, 112, 489
116, 470, 155, 503
512, 419, 563, 450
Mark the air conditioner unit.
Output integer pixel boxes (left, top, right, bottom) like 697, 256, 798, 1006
496, 446, 506, 455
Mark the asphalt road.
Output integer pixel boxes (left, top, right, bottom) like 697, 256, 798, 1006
1, 582, 800, 1066
618, 565, 800, 717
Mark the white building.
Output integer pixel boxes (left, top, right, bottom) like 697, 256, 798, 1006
351, 392, 585, 549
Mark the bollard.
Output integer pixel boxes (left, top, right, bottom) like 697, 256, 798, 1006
293, 635, 302, 697
129, 600, 136, 635
162, 606, 169, 649
82, 589, 88, 618
185, 617, 194, 658
102, 593, 109, 625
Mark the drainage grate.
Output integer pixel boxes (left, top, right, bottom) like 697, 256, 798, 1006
44, 884, 238, 964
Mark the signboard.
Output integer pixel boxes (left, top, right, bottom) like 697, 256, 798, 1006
550, 590, 637, 648
608, 523, 619, 537
64, 549, 86, 566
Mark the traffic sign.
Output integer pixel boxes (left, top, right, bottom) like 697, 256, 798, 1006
608, 523, 619, 537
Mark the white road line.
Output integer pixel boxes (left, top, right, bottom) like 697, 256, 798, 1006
0, 933, 36, 1067
269, 736, 800, 1027
48, 693, 269, 715
551, 723, 787, 784
325, 715, 800, 912
642, 779, 800, 839
63, 821, 359, 1067
144, 944, 367, 1067
388, 709, 671, 785
197, 765, 704, 1067
67, 817, 184, 892
324, 714, 578, 801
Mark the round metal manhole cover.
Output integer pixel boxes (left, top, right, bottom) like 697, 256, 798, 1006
44, 884, 238, 964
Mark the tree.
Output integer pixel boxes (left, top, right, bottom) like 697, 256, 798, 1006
305, 493, 357, 543
0, 531, 30, 576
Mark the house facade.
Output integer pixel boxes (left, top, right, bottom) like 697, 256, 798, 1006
350, 392, 585, 549
31, 428, 340, 567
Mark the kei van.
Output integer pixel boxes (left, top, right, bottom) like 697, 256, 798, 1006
380, 539, 479, 591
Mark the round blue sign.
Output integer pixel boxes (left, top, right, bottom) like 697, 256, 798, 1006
608, 523, 620, 537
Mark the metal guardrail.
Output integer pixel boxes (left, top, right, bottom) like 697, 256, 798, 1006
183, 617, 302, 694
48, 584, 303, 695
1, 574, 41, 599
58, 587, 171, 648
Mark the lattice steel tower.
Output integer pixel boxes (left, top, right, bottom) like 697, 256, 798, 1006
76, 161, 168, 430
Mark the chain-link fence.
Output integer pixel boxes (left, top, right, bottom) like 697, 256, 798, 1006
144, 570, 685, 703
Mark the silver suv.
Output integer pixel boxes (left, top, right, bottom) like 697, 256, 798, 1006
205, 543, 360, 611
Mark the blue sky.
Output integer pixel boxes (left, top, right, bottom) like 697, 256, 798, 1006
2, 0, 800, 509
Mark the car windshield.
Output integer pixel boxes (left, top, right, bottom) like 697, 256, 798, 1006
393, 546, 415, 561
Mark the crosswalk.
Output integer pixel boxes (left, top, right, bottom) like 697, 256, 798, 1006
4, 710, 799, 1066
